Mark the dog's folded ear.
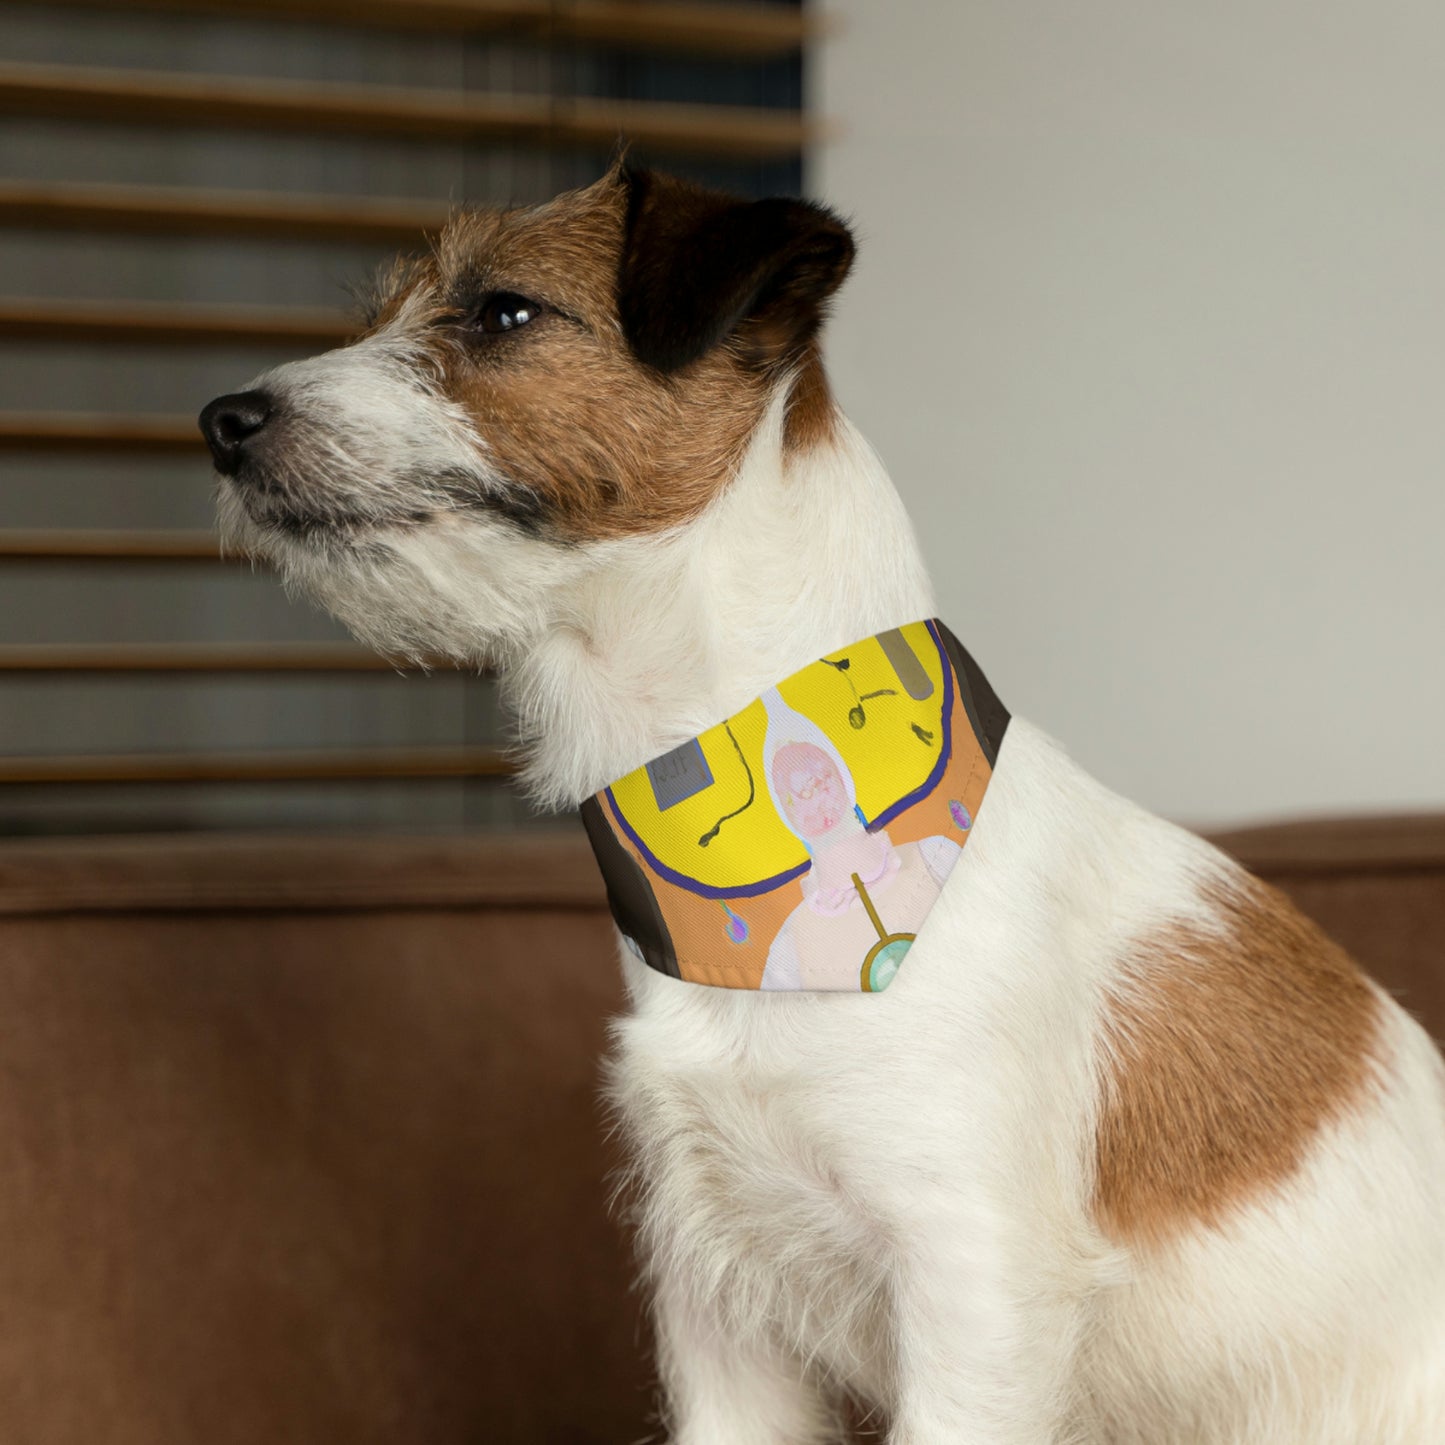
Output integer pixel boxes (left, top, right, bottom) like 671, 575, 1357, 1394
618, 166, 855, 376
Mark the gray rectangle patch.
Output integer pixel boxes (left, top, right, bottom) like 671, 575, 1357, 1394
646, 738, 714, 811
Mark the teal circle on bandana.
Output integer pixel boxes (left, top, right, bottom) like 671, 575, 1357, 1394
862, 937, 911, 992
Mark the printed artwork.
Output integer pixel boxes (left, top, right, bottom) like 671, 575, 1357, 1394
580, 621, 1009, 992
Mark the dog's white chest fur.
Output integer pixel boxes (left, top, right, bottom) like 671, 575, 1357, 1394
607, 716, 1111, 1411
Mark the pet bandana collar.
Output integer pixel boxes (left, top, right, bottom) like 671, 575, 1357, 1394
580, 620, 1009, 992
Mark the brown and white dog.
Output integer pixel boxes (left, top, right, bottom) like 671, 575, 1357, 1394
201, 165, 1445, 1443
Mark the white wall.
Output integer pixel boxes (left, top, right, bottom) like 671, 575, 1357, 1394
813, 1, 1445, 828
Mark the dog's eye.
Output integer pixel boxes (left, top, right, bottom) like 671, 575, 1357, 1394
473, 292, 542, 335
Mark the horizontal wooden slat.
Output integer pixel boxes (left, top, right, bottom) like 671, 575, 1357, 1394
24, 0, 814, 59
0, 298, 353, 348
0, 412, 201, 452
0, 746, 512, 784
0, 530, 228, 561
0, 180, 449, 244
0, 62, 816, 161
0, 643, 417, 672
0, 643, 490, 675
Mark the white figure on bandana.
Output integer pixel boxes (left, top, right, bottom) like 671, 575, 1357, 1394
758, 689, 959, 991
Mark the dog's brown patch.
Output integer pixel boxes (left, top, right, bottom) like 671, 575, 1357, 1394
365, 169, 849, 541
375, 176, 769, 540
618, 167, 853, 380
782, 341, 840, 453
1093, 873, 1382, 1247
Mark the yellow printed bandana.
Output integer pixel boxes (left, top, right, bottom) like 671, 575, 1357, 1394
580, 621, 1008, 992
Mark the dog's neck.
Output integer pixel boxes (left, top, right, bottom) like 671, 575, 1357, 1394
507, 390, 937, 809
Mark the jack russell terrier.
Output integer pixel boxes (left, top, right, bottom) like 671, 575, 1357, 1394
200, 164, 1445, 1444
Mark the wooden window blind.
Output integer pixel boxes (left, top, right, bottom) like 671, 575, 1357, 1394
0, 0, 814, 835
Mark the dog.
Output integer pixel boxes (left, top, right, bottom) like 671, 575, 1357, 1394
200, 163, 1445, 1443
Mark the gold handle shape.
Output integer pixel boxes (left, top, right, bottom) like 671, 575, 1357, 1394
852, 872, 916, 993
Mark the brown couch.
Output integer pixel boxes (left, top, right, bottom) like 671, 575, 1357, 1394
0, 818, 1440, 1443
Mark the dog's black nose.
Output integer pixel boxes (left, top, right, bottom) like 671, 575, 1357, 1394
199, 391, 273, 475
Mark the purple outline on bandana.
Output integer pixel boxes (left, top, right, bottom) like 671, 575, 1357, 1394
603, 620, 956, 902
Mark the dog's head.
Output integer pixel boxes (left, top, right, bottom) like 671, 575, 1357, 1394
199, 166, 854, 663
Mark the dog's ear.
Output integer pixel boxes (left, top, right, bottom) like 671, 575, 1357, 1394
618, 166, 855, 375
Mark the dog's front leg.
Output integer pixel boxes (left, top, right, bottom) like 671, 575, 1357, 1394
884, 1215, 1087, 1445
654, 1275, 841, 1445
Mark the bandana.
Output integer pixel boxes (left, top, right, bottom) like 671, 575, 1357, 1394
580, 621, 1008, 992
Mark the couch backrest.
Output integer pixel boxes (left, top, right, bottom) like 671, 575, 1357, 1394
0, 832, 648, 1445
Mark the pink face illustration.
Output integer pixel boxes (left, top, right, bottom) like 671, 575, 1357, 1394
773, 741, 850, 841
